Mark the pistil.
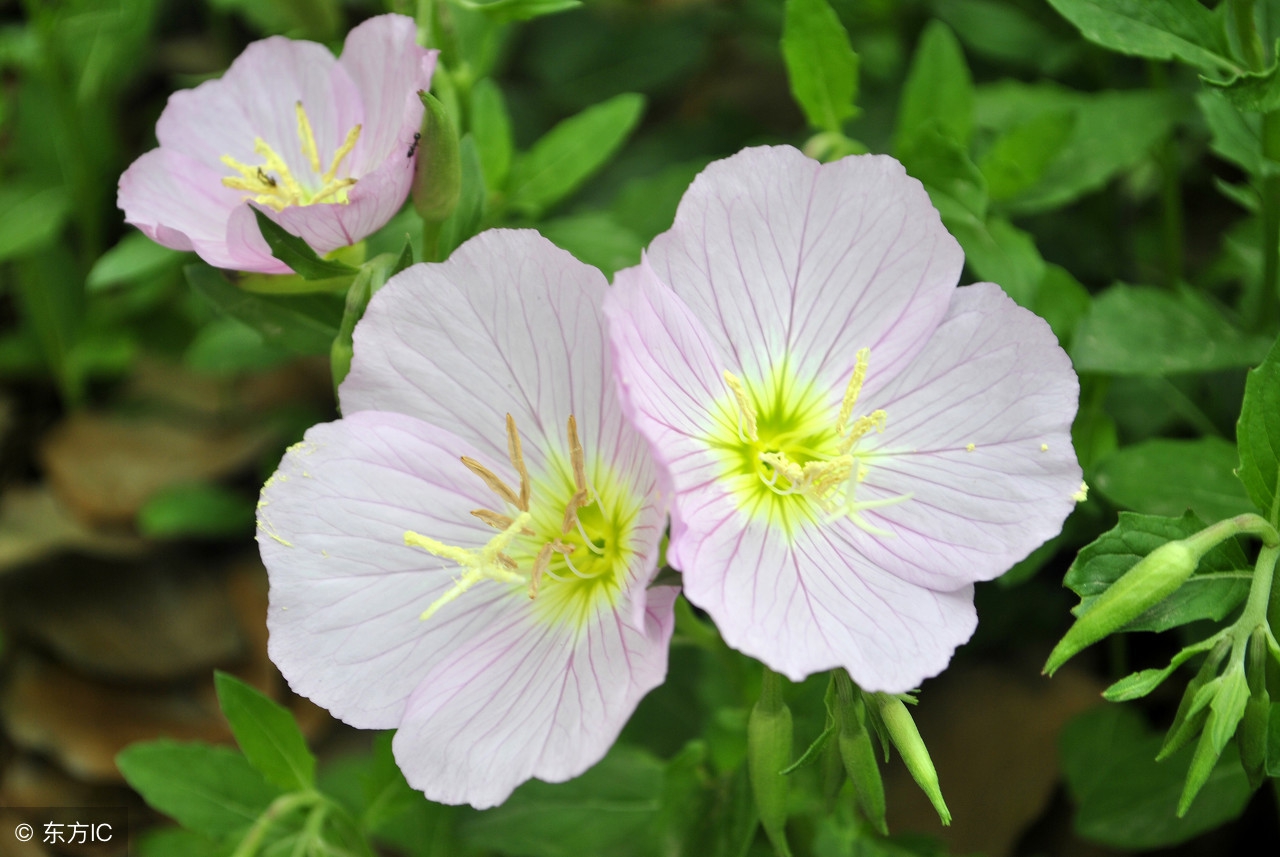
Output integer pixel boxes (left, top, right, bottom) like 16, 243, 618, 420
220, 101, 362, 211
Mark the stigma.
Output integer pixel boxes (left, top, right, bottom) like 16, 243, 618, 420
721, 348, 909, 535
404, 414, 617, 621
221, 101, 362, 211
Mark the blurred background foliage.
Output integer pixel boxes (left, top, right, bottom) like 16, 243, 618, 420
1, 0, 1279, 855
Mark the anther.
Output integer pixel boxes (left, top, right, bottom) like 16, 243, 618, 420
460, 456, 521, 509
723, 370, 758, 442
836, 348, 870, 435
567, 415, 589, 496
296, 101, 323, 174
506, 414, 531, 511
529, 543, 553, 598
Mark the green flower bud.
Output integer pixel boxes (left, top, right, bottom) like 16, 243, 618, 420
1178, 667, 1248, 817
330, 262, 377, 392
875, 694, 950, 826
1237, 626, 1271, 789
819, 733, 845, 813
748, 669, 793, 857
833, 673, 886, 834
1045, 540, 1200, 676
412, 91, 462, 225
1159, 637, 1231, 760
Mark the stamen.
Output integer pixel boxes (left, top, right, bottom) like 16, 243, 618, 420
836, 348, 870, 435
460, 456, 521, 509
529, 543, 553, 598
561, 488, 589, 534
296, 101, 322, 174
254, 138, 304, 199
322, 124, 362, 185
506, 414, 531, 511
471, 508, 514, 530
407, 511, 532, 621
723, 370, 758, 442
567, 415, 589, 496
839, 410, 887, 453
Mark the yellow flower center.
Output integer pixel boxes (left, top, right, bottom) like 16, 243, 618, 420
221, 101, 362, 211
709, 348, 911, 540
405, 414, 642, 629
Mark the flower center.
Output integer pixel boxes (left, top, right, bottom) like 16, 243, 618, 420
404, 414, 639, 628
710, 349, 910, 539
221, 101, 362, 211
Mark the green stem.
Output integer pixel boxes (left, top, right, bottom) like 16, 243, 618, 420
1238, 544, 1278, 631
1148, 62, 1182, 288
231, 792, 321, 857
1231, 0, 1266, 71
758, 666, 786, 714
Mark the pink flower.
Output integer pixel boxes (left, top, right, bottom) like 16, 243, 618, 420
257, 230, 675, 808
119, 15, 435, 274
604, 146, 1082, 693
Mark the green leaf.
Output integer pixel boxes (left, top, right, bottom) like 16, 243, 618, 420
974, 83, 1183, 213
1045, 0, 1239, 76
781, 0, 859, 134
1071, 284, 1271, 375
540, 212, 644, 277
934, 0, 1078, 73
138, 483, 255, 539
117, 740, 283, 837
186, 264, 342, 355
1060, 706, 1251, 849
214, 671, 316, 791
611, 160, 709, 242
938, 207, 1044, 308
508, 93, 646, 217
896, 21, 973, 148
137, 828, 227, 857
1065, 511, 1250, 633
452, 0, 581, 23
1034, 263, 1092, 346
0, 184, 69, 263
978, 110, 1075, 201
1236, 334, 1280, 525
358, 732, 421, 834
88, 232, 186, 291
1207, 60, 1280, 113
251, 208, 359, 280
13, 248, 84, 404
1197, 89, 1268, 177
899, 128, 988, 220
184, 318, 291, 376
1103, 639, 1218, 702
460, 744, 664, 857
471, 78, 514, 191
1094, 438, 1257, 522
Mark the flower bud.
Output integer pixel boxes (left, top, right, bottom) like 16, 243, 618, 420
833, 673, 887, 834
1159, 636, 1230, 760
1237, 626, 1271, 789
1045, 540, 1199, 675
748, 669, 793, 857
412, 91, 462, 225
1178, 667, 1248, 816
875, 694, 950, 826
